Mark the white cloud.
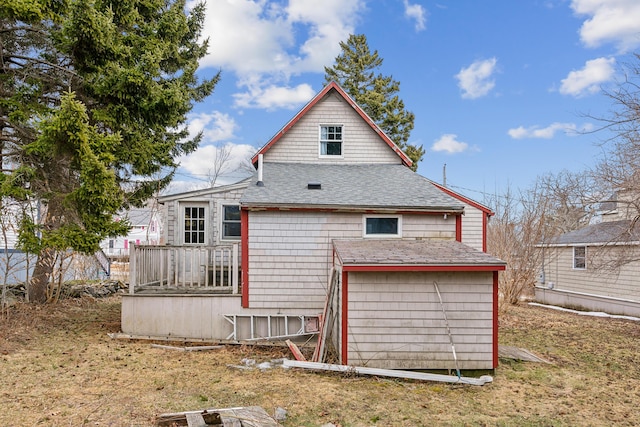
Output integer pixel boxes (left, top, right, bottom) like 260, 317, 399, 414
287, 0, 365, 72
196, 0, 364, 110
455, 58, 498, 99
508, 122, 594, 139
403, 0, 427, 31
431, 134, 469, 154
233, 82, 316, 110
187, 112, 238, 143
559, 57, 615, 97
571, 0, 640, 52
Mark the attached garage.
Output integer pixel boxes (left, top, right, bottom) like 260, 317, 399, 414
333, 239, 506, 371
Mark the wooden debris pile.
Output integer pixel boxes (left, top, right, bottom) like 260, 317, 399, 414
156, 406, 281, 427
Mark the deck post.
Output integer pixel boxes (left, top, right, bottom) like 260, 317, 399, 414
232, 243, 239, 294
129, 245, 137, 294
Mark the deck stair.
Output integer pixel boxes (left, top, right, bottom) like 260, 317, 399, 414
222, 314, 320, 341
94, 249, 111, 277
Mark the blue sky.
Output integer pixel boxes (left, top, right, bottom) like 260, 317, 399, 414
172, 0, 640, 203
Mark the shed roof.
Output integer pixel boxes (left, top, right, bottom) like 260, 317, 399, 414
240, 162, 465, 212
543, 219, 640, 246
333, 239, 506, 269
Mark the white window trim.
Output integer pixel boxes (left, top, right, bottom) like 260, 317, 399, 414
573, 246, 586, 270
318, 124, 344, 158
363, 214, 402, 238
218, 201, 241, 243
180, 202, 208, 245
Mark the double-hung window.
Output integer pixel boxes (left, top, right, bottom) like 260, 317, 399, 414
363, 215, 402, 238
221, 204, 241, 240
320, 125, 343, 156
184, 206, 206, 244
573, 246, 586, 269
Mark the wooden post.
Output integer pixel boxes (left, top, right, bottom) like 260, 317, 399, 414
129, 245, 136, 294
232, 243, 239, 294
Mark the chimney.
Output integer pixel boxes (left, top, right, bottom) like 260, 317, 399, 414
256, 154, 264, 187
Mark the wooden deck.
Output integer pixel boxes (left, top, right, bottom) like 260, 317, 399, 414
129, 244, 240, 295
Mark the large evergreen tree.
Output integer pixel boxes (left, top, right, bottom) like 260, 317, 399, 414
324, 34, 424, 170
0, 0, 218, 302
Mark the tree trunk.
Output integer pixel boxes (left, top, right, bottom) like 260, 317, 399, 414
28, 198, 63, 304
29, 247, 56, 303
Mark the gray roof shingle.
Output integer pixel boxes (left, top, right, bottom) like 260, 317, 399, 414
240, 163, 465, 212
333, 239, 506, 267
546, 219, 640, 245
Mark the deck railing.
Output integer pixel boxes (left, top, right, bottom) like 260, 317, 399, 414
129, 244, 239, 294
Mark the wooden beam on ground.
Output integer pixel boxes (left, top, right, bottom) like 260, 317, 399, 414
283, 360, 493, 386
185, 412, 208, 427
498, 345, 551, 363
285, 339, 306, 361
150, 344, 223, 352
156, 406, 281, 427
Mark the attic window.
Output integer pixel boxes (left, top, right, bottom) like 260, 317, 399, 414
320, 125, 342, 156
308, 182, 321, 190
363, 215, 402, 238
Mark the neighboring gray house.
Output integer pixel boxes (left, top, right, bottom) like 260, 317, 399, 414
0, 199, 38, 284
537, 217, 640, 317
122, 82, 505, 370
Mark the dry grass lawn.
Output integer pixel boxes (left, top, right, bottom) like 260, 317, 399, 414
1, 295, 639, 426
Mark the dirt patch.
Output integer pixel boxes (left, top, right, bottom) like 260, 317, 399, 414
1, 297, 639, 426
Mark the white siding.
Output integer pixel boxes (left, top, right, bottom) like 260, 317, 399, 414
247, 211, 455, 310
0, 198, 37, 250
542, 245, 640, 302
461, 203, 485, 251
264, 93, 402, 165
345, 271, 494, 370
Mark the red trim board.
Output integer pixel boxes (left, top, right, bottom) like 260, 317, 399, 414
493, 270, 499, 368
456, 214, 462, 242
341, 265, 505, 272
341, 270, 349, 365
430, 181, 494, 215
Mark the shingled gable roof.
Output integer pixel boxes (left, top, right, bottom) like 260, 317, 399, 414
540, 219, 640, 246
250, 81, 413, 168
240, 162, 465, 212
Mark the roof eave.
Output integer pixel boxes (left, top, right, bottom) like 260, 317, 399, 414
241, 203, 465, 214
340, 264, 506, 272
538, 241, 640, 247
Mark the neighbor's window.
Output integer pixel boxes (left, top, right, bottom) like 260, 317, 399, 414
221, 204, 241, 240
364, 215, 402, 238
573, 246, 586, 269
320, 125, 343, 156
184, 206, 206, 244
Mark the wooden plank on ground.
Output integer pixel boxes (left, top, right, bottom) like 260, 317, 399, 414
156, 406, 280, 427
285, 339, 306, 361
185, 412, 207, 427
221, 415, 242, 426
499, 345, 551, 363
219, 406, 280, 427
151, 344, 223, 352
283, 360, 493, 386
